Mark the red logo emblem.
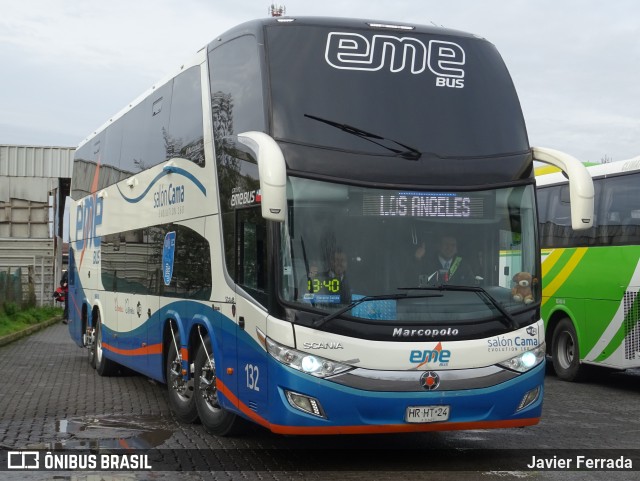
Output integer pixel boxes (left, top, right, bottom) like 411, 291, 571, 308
420, 371, 440, 391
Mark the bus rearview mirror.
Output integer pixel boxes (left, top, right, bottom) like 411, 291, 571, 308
533, 147, 595, 231
223, 132, 287, 222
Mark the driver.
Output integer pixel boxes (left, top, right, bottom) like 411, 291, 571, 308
414, 234, 473, 284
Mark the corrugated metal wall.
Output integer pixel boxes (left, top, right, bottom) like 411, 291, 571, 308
0, 144, 74, 306
0, 144, 74, 178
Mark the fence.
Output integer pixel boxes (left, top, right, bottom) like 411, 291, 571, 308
0, 268, 24, 305
0, 239, 56, 307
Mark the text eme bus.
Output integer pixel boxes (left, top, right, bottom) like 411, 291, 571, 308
67, 17, 594, 435
537, 157, 640, 381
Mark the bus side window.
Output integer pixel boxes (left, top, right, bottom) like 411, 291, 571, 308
543, 184, 597, 248
236, 207, 268, 306
536, 187, 551, 249
604, 172, 640, 246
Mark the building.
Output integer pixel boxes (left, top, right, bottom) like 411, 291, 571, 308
0, 144, 74, 306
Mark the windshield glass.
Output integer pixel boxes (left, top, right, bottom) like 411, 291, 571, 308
279, 177, 539, 323
266, 25, 528, 158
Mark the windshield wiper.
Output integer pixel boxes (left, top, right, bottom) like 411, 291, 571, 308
312, 292, 442, 329
304, 114, 422, 160
397, 285, 518, 330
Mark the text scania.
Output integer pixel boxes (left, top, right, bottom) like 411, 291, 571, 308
153, 183, 185, 208
326, 32, 465, 88
303, 342, 344, 349
487, 336, 539, 352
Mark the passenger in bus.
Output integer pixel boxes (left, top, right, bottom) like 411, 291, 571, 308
297, 259, 320, 297
414, 234, 474, 284
326, 249, 352, 304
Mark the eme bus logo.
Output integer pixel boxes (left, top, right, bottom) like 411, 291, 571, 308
325, 32, 465, 88
410, 342, 452, 367
75, 195, 103, 250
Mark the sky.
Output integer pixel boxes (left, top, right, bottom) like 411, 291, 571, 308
0, 0, 638, 164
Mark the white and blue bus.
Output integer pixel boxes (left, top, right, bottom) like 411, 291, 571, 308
68, 17, 593, 435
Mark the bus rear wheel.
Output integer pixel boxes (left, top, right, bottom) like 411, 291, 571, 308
551, 318, 585, 382
166, 333, 199, 424
95, 316, 118, 376
194, 336, 242, 436
87, 321, 96, 369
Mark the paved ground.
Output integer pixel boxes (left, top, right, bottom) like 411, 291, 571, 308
1, 322, 639, 481
0, 322, 167, 448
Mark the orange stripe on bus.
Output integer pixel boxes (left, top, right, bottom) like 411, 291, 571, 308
118, 439, 131, 449
268, 417, 539, 435
215, 379, 539, 435
102, 342, 163, 356
217, 379, 271, 429
102, 342, 187, 360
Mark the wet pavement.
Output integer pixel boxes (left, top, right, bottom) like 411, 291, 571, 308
0, 322, 639, 480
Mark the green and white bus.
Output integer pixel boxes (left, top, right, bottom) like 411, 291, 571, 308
537, 157, 640, 381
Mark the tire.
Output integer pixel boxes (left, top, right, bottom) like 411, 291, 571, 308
79, 319, 86, 348
166, 332, 199, 424
86, 318, 97, 369
551, 318, 586, 382
95, 316, 118, 376
194, 335, 243, 436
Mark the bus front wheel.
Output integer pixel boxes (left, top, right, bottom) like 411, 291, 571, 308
551, 318, 585, 382
194, 336, 243, 436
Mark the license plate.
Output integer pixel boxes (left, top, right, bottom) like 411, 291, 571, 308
405, 405, 450, 423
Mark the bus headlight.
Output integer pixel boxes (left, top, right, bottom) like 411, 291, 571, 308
265, 337, 353, 378
499, 343, 546, 373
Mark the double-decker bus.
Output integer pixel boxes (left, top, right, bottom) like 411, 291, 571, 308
537, 157, 640, 381
67, 17, 593, 435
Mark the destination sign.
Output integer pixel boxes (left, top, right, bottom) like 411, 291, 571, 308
362, 192, 486, 218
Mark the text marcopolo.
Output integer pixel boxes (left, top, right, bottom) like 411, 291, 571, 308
393, 327, 459, 338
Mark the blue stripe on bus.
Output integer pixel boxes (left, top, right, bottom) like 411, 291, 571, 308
71, 282, 543, 429
116, 166, 206, 203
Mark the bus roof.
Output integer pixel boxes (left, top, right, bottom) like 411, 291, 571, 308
78, 17, 488, 150
209, 16, 483, 46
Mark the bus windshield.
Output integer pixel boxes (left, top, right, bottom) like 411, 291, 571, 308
280, 177, 538, 324
266, 25, 528, 158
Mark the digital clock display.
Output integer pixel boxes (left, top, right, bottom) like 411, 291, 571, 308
302, 277, 342, 304
308, 277, 341, 294
362, 192, 487, 218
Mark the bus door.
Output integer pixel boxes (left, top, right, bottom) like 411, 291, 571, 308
233, 207, 269, 417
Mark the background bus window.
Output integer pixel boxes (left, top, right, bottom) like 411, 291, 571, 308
538, 183, 597, 248
602, 172, 640, 246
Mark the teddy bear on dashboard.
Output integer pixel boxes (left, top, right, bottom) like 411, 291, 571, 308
511, 272, 535, 304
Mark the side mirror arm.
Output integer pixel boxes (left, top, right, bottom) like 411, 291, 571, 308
533, 147, 594, 230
